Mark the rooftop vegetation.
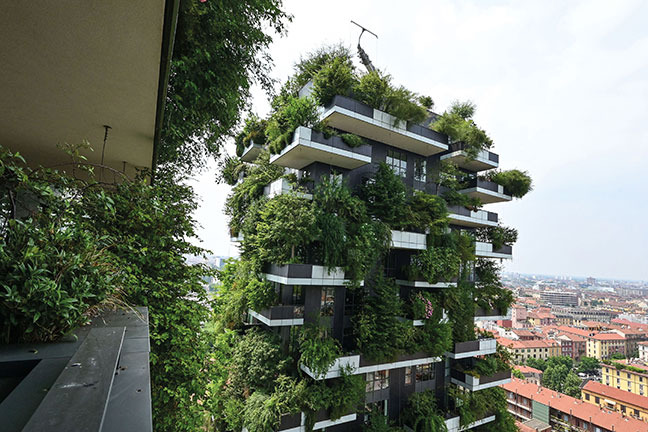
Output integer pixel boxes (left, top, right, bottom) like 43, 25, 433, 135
431, 101, 493, 159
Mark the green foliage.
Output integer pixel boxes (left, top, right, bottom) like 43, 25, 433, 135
354, 275, 408, 362
450, 386, 502, 427
225, 153, 284, 236
477, 225, 518, 250
577, 357, 601, 374
419, 95, 434, 109
358, 162, 408, 227
340, 133, 367, 148
248, 193, 316, 265
445, 280, 476, 343
242, 376, 305, 432
471, 388, 517, 432
431, 101, 493, 159
410, 247, 461, 284
540, 356, 578, 395
404, 191, 448, 232
298, 321, 341, 378
512, 368, 525, 379
402, 390, 448, 432
474, 259, 513, 314
293, 44, 353, 89
312, 56, 355, 106
486, 169, 533, 198
218, 155, 246, 186
267, 96, 321, 154
353, 71, 428, 125
235, 114, 268, 157
525, 357, 547, 371
610, 352, 626, 360
364, 411, 404, 432
563, 371, 582, 398
0, 148, 117, 343
160, 0, 290, 172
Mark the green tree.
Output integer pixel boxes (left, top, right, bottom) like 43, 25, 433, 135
357, 162, 408, 227
160, 0, 291, 173
577, 357, 601, 374
563, 371, 583, 398
526, 357, 546, 371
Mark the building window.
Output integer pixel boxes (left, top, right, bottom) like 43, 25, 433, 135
386, 149, 407, 177
405, 367, 413, 385
292, 285, 304, 305
595, 396, 600, 404
585, 393, 590, 401
414, 158, 426, 182
416, 363, 435, 382
366, 370, 390, 393
321, 287, 335, 316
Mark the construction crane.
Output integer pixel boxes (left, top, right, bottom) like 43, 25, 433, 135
351, 20, 378, 73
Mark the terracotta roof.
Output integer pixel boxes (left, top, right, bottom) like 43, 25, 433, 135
501, 378, 648, 432
498, 338, 559, 350
556, 325, 593, 338
555, 332, 587, 342
583, 381, 648, 410
639, 341, 648, 347
512, 329, 537, 337
516, 365, 543, 374
593, 333, 625, 341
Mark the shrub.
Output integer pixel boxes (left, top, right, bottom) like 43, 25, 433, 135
218, 155, 246, 186
487, 169, 533, 198
298, 321, 341, 378
357, 162, 408, 227
340, 133, 367, 148
312, 56, 355, 106
476, 225, 518, 250
432, 101, 493, 159
266, 96, 320, 154
402, 390, 447, 432
409, 247, 461, 284
235, 114, 267, 157
294, 44, 353, 89
403, 191, 448, 232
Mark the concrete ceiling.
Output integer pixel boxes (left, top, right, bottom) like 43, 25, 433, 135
0, 1, 166, 176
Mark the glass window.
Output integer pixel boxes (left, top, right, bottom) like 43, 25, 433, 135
386, 149, 407, 177
414, 158, 426, 182
405, 367, 413, 385
366, 370, 390, 392
321, 287, 335, 316
585, 393, 590, 400
292, 285, 304, 305
595, 396, 600, 403
416, 363, 435, 382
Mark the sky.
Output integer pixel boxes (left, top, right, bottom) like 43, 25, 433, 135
189, 0, 648, 281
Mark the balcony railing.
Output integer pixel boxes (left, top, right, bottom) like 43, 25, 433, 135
270, 126, 372, 170
459, 179, 512, 204
250, 409, 357, 432
440, 142, 499, 172
248, 305, 305, 327
320, 95, 448, 156
391, 230, 427, 250
445, 338, 497, 359
444, 414, 496, 432
263, 263, 360, 286
475, 241, 513, 259
450, 369, 512, 391
447, 205, 498, 228
474, 307, 511, 321
263, 178, 313, 200
301, 351, 441, 380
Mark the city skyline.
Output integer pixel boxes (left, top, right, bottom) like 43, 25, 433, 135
189, 0, 648, 281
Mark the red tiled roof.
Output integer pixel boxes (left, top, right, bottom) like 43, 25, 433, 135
583, 381, 648, 410
556, 325, 593, 338
516, 365, 542, 374
501, 378, 648, 432
593, 333, 625, 341
555, 332, 587, 342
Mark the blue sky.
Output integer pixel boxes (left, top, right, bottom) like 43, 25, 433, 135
189, 0, 648, 281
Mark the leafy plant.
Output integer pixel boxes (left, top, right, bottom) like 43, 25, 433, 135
476, 225, 518, 250
235, 114, 268, 157
357, 162, 408, 227
218, 155, 246, 186
298, 321, 341, 378
340, 133, 367, 148
402, 390, 447, 432
486, 169, 533, 198
431, 101, 493, 159
312, 56, 355, 106
267, 96, 321, 154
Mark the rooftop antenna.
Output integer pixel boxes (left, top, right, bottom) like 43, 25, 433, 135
351, 20, 378, 73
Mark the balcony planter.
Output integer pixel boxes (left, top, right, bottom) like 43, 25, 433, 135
459, 179, 512, 204
474, 307, 510, 321
248, 305, 305, 327
447, 205, 498, 228
320, 95, 447, 156
270, 126, 372, 170
263, 263, 359, 286
450, 368, 511, 391
440, 142, 499, 172
445, 338, 497, 359
240, 140, 264, 162
390, 230, 427, 250
475, 241, 513, 259
444, 413, 496, 432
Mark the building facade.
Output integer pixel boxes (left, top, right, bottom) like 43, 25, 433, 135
498, 338, 560, 364
582, 380, 648, 421
540, 291, 578, 307
602, 361, 648, 396
587, 333, 626, 360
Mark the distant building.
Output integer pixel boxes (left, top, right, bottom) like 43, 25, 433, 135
515, 365, 543, 385
582, 380, 648, 421
586, 277, 596, 285
498, 338, 560, 364
602, 360, 648, 396
540, 291, 578, 307
502, 378, 648, 432
587, 333, 626, 360
526, 309, 556, 327
639, 342, 648, 362
552, 306, 616, 324
554, 333, 587, 361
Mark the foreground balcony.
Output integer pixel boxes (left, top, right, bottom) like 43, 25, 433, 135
458, 179, 512, 204
246, 410, 356, 432
240, 141, 264, 162
445, 338, 497, 359
270, 126, 371, 170
320, 95, 448, 156
248, 305, 304, 327
450, 369, 512, 391
475, 242, 512, 259
301, 351, 441, 380
444, 414, 496, 432
440, 142, 499, 172
263, 263, 360, 286
447, 205, 498, 228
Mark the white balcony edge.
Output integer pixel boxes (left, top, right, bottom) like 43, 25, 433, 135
459, 186, 512, 203
450, 376, 512, 392
396, 279, 456, 288
300, 354, 442, 380
248, 309, 304, 327
440, 150, 498, 169
391, 230, 427, 250
448, 212, 498, 227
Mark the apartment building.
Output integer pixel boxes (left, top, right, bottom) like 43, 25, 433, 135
587, 333, 626, 360
554, 333, 587, 361
498, 338, 560, 364
582, 380, 648, 421
540, 291, 578, 307
515, 366, 543, 385
502, 378, 648, 432
639, 342, 648, 362
602, 361, 648, 396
